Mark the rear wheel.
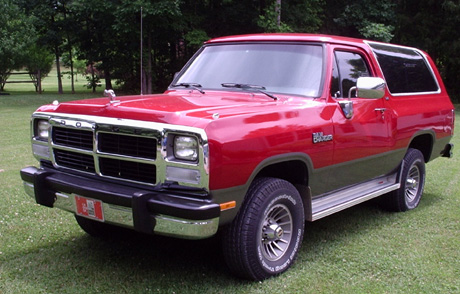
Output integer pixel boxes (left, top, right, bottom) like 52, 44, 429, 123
384, 148, 426, 212
222, 177, 305, 280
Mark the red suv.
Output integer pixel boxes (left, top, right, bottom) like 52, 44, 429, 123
21, 34, 454, 280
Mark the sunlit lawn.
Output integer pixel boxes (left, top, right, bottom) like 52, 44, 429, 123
4, 66, 101, 94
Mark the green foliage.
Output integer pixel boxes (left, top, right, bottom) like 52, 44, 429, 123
394, 0, 460, 101
61, 49, 87, 81
332, 0, 396, 41
24, 45, 54, 78
436, 0, 460, 101
185, 29, 209, 51
22, 44, 53, 92
281, 0, 325, 33
258, 1, 293, 33
85, 75, 101, 91
3, 65, 98, 93
7, 0, 458, 100
0, 0, 36, 90
359, 22, 394, 43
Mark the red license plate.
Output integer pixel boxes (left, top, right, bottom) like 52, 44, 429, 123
75, 195, 104, 221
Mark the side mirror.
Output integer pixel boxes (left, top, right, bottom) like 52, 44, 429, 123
339, 100, 354, 119
356, 77, 386, 99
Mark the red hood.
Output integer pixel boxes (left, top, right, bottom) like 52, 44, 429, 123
36, 90, 314, 129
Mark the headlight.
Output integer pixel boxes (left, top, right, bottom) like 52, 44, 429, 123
174, 136, 198, 161
35, 120, 50, 141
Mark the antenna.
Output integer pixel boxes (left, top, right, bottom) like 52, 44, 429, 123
140, 6, 143, 95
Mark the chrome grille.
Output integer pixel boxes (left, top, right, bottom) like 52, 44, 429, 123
99, 157, 156, 183
37, 114, 209, 189
52, 127, 93, 150
54, 149, 95, 173
51, 125, 158, 184
98, 133, 157, 159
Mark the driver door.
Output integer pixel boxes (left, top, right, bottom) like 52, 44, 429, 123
329, 47, 392, 191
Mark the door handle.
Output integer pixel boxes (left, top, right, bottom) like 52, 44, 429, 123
375, 108, 386, 120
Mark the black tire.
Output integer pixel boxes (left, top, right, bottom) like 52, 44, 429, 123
222, 177, 305, 281
384, 148, 426, 212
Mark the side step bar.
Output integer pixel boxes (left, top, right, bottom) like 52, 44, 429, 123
306, 172, 400, 221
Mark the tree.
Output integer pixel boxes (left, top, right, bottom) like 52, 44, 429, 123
281, 0, 324, 33
7, 0, 456, 100
24, 44, 54, 92
258, 0, 293, 32
62, 49, 87, 82
69, 0, 117, 92
114, 0, 183, 93
393, 0, 460, 101
0, 0, 36, 91
438, 1, 460, 101
61, 1, 79, 94
18, 0, 73, 94
323, 0, 396, 42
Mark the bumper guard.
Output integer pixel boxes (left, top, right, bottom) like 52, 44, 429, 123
20, 166, 220, 239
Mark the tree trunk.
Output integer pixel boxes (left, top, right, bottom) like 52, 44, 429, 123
38, 70, 42, 94
1, 72, 10, 91
147, 34, 153, 94
69, 48, 75, 94
91, 63, 96, 93
63, 6, 74, 94
276, 0, 281, 28
55, 46, 63, 94
105, 70, 113, 89
29, 72, 38, 92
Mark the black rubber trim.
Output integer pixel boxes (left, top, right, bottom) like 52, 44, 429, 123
33, 169, 56, 208
20, 167, 220, 224
132, 191, 157, 234
441, 143, 454, 158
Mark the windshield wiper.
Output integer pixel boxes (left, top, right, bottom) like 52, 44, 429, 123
221, 83, 278, 100
172, 83, 205, 94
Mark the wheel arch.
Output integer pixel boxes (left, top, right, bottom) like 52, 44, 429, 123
408, 131, 435, 163
247, 153, 313, 217
250, 153, 311, 186
256, 159, 309, 187
215, 153, 313, 226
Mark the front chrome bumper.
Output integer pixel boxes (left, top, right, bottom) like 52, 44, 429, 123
21, 166, 220, 240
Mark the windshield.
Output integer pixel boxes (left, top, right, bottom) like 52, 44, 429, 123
173, 43, 324, 97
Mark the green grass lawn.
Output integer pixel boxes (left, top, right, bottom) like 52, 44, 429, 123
1, 91, 459, 293
3, 66, 100, 94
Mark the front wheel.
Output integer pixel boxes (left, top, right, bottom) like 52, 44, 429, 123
384, 148, 426, 212
222, 178, 305, 280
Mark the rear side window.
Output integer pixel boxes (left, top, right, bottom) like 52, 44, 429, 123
367, 42, 439, 94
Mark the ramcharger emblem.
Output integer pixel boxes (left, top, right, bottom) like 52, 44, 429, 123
312, 132, 333, 144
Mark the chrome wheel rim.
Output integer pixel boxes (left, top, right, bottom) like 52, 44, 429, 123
405, 163, 421, 203
260, 204, 293, 261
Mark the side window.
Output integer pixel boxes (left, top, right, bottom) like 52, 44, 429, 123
368, 42, 439, 94
331, 57, 340, 98
331, 51, 370, 98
